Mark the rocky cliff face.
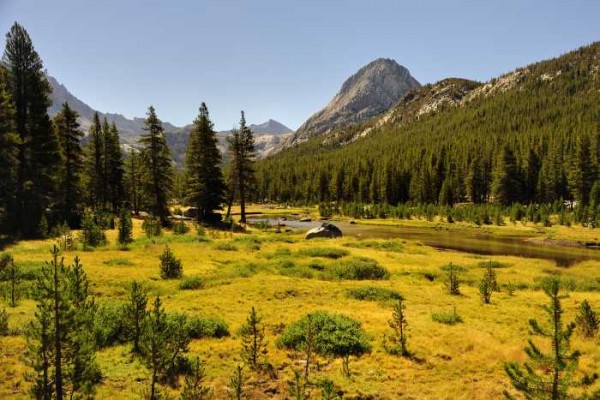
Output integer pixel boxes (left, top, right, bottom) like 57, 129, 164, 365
287, 58, 420, 146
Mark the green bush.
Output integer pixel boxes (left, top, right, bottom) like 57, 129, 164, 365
345, 286, 402, 301
477, 260, 509, 269
333, 257, 390, 280
186, 316, 229, 339
172, 221, 190, 235
214, 242, 238, 251
432, 308, 463, 325
94, 302, 128, 347
277, 311, 371, 377
102, 258, 133, 266
159, 246, 183, 279
0, 309, 9, 336
264, 247, 292, 259
298, 247, 349, 259
79, 211, 107, 250
179, 276, 204, 290
142, 215, 162, 238
308, 261, 325, 271
344, 240, 404, 253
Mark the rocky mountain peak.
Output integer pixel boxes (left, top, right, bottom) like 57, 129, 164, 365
286, 58, 420, 147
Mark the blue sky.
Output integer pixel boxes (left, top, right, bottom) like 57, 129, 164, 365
1, 0, 599, 130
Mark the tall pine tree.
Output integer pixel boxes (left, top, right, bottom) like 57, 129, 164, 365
569, 133, 596, 207
105, 122, 125, 212
27, 246, 99, 399
185, 102, 225, 222
226, 111, 255, 224
85, 112, 105, 210
2, 22, 61, 237
0, 65, 19, 232
54, 102, 84, 226
139, 106, 174, 226
491, 145, 522, 206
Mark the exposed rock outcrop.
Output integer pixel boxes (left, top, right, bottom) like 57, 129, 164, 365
285, 58, 420, 147
305, 223, 343, 239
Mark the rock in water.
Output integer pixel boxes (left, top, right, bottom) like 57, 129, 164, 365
305, 223, 343, 239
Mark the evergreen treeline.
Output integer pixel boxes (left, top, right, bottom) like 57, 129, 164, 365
0, 22, 255, 236
256, 43, 600, 214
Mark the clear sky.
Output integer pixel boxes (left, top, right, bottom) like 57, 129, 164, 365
1, 0, 599, 130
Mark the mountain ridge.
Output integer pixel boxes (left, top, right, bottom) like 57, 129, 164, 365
281, 58, 420, 149
46, 76, 293, 162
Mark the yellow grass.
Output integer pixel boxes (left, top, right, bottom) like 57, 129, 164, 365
1, 212, 600, 399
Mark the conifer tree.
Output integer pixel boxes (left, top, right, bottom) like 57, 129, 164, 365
239, 306, 267, 370
126, 148, 142, 215
388, 297, 409, 356
123, 281, 147, 354
179, 357, 211, 400
575, 300, 598, 339
54, 102, 84, 226
68, 257, 100, 398
85, 113, 105, 210
2, 22, 61, 237
27, 246, 100, 400
139, 106, 174, 226
569, 133, 596, 207
227, 112, 255, 224
492, 146, 522, 205
141, 296, 190, 398
0, 65, 19, 233
106, 122, 125, 213
142, 296, 168, 400
0, 253, 20, 307
118, 206, 133, 249
228, 365, 245, 400
504, 278, 596, 399
185, 103, 225, 222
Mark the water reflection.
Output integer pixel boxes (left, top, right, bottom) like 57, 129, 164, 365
250, 217, 600, 267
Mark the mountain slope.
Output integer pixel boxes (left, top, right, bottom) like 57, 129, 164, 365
256, 42, 600, 206
285, 58, 420, 147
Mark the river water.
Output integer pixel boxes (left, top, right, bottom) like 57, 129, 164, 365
249, 217, 600, 267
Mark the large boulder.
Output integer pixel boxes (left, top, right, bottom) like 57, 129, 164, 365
305, 223, 343, 239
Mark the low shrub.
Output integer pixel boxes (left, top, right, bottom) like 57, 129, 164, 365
264, 247, 292, 259
103, 258, 133, 266
298, 247, 349, 259
308, 261, 325, 271
477, 260, 509, 269
142, 215, 162, 238
432, 308, 463, 325
179, 276, 204, 290
214, 242, 238, 251
94, 302, 128, 347
277, 311, 371, 377
344, 240, 405, 253
172, 221, 190, 235
333, 257, 390, 280
0, 309, 9, 336
345, 286, 402, 301
277, 259, 295, 269
186, 316, 229, 339
80, 211, 107, 250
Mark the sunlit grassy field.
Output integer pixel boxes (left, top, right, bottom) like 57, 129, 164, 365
1, 209, 600, 399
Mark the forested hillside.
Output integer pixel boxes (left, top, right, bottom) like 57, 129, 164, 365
256, 43, 600, 209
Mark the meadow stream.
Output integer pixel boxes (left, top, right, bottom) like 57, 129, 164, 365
249, 216, 600, 267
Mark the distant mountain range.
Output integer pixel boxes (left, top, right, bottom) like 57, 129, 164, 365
46, 76, 293, 163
